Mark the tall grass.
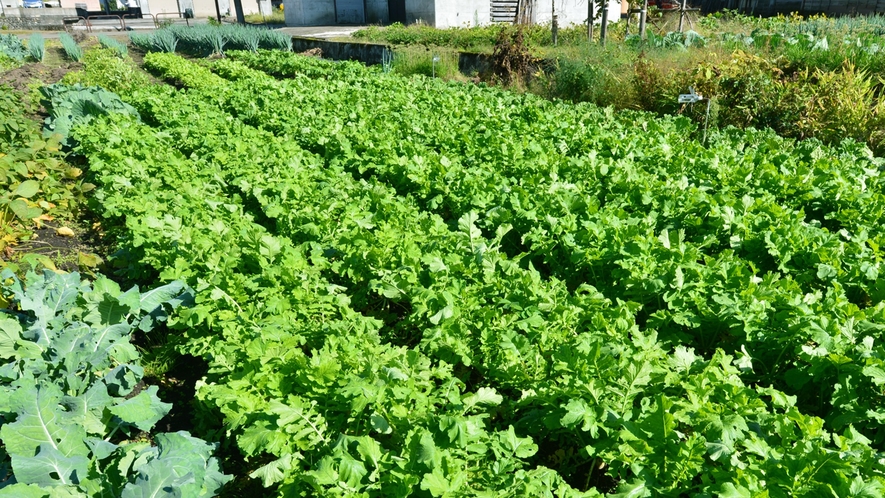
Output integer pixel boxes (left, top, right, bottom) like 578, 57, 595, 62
27, 33, 44, 62
392, 47, 460, 79
59, 33, 83, 62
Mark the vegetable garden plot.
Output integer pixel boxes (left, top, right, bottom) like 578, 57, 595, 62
64, 51, 885, 496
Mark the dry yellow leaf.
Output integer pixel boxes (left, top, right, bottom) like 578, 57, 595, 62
56, 227, 75, 237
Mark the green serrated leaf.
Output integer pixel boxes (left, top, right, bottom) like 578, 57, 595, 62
338, 453, 367, 489
608, 479, 652, 498
462, 387, 502, 410
108, 385, 171, 432
719, 483, 753, 498
250, 454, 295, 487
421, 469, 453, 497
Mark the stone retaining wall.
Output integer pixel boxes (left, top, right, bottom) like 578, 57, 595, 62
1, 8, 78, 30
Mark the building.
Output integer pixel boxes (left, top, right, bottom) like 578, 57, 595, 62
697, 0, 885, 16
283, 0, 622, 28
0, 0, 261, 19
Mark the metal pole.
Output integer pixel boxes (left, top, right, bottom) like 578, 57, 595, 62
232, 0, 245, 23
214, 0, 222, 22
551, 0, 555, 43
600, 0, 608, 45
639, 0, 647, 38
587, 0, 594, 41
552, 14, 558, 44
678, 0, 688, 32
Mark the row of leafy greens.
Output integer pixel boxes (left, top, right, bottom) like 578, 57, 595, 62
57, 48, 885, 496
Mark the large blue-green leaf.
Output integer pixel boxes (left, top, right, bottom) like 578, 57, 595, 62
108, 386, 171, 432
11, 443, 89, 487
0, 384, 88, 459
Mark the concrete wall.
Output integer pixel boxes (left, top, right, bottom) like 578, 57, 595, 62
367, 0, 388, 23
292, 36, 389, 63
284, 0, 334, 25
406, 0, 434, 24
0, 6, 78, 28
2, 5, 77, 14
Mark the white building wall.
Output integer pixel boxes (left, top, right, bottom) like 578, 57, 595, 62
432, 0, 489, 28
430, 0, 621, 29
281, 0, 620, 28
532, 0, 621, 26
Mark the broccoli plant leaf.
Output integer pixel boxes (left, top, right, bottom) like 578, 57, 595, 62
0, 384, 89, 459
11, 443, 90, 487
108, 385, 172, 432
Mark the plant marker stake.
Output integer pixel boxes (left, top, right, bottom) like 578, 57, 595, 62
382, 47, 393, 73
678, 87, 711, 144
704, 97, 711, 144
432, 54, 440, 77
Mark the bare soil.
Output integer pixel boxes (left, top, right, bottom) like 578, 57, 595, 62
0, 60, 81, 94
9, 224, 102, 273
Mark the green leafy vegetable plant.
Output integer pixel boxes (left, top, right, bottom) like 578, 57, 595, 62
40, 83, 140, 147
97, 34, 128, 58
0, 269, 231, 496
26, 33, 44, 63
59, 33, 83, 62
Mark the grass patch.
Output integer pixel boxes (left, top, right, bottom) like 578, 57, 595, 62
245, 10, 285, 24
392, 46, 461, 79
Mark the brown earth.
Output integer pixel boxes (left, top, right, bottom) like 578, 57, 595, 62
8, 224, 105, 273
0, 60, 82, 94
